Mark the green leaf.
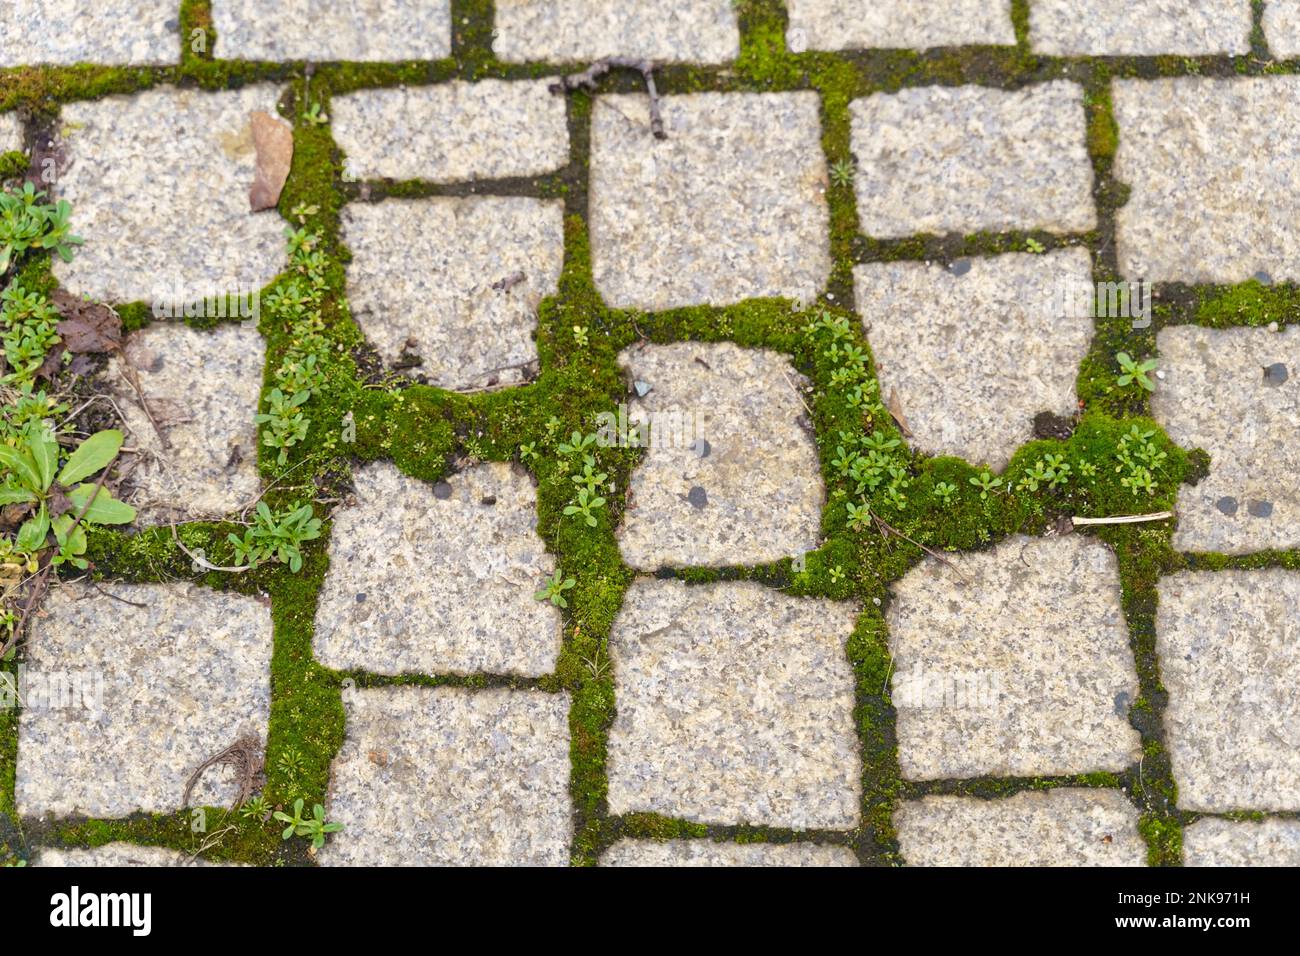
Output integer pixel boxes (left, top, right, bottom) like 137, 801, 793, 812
66, 484, 136, 525
30, 429, 59, 492
0, 444, 42, 494
15, 508, 49, 552
58, 430, 123, 486
0, 486, 36, 505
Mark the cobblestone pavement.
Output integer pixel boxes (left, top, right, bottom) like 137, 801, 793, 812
1, 1, 1298, 868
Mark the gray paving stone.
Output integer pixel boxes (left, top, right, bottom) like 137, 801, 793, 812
602, 839, 858, 867
1113, 77, 1300, 284
55, 86, 287, 303
1183, 818, 1300, 866
785, 0, 1015, 53
1030, 1, 1252, 55
212, 0, 450, 61
615, 342, 824, 569
1156, 570, 1300, 812
314, 461, 562, 677
591, 92, 830, 310
850, 81, 1095, 239
494, 0, 740, 64
16, 583, 272, 819
1266, 0, 1300, 57
331, 80, 569, 183
855, 249, 1094, 470
895, 790, 1147, 866
606, 580, 860, 830
0, 1, 180, 67
888, 535, 1141, 781
1152, 325, 1300, 554
108, 322, 264, 524
36, 844, 230, 867
0, 112, 22, 156
341, 196, 563, 390
321, 686, 571, 866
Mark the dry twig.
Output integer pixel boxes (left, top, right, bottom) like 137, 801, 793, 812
550, 58, 666, 139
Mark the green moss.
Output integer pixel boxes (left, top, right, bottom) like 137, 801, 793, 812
0, 150, 28, 180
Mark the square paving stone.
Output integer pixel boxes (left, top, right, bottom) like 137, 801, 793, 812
606, 580, 861, 830
1151, 325, 1300, 554
1030, 1, 1252, 55
1113, 77, 1300, 284
615, 342, 824, 569
855, 249, 1094, 470
341, 196, 563, 391
888, 535, 1141, 781
314, 461, 562, 677
108, 322, 264, 524
895, 790, 1146, 866
331, 80, 569, 183
850, 81, 1096, 239
0, 2, 180, 66
16, 583, 272, 819
590, 92, 830, 310
602, 840, 857, 867
1266, 0, 1300, 56
320, 686, 571, 866
1156, 570, 1300, 812
1183, 818, 1300, 866
494, 0, 740, 64
55, 86, 287, 304
785, 0, 1015, 53
212, 0, 450, 61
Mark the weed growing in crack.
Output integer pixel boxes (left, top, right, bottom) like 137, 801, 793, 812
228, 502, 322, 574
273, 797, 343, 851
0, 284, 61, 386
0, 182, 82, 274
534, 570, 576, 608
1115, 351, 1158, 392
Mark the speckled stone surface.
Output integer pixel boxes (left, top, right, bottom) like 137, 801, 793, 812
342, 196, 563, 390
36, 844, 232, 867
615, 342, 824, 569
850, 81, 1096, 238
606, 580, 860, 830
1265, 0, 1300, 57
1030, 1, 1252, 55
0, 111, 22, 156
314, 461, 562, 676
0, 1, 180, 67
55, 86, 287, 303
212, 0, 450, 61
1156, 570, 1300, 812
785, 0, 1015, 53
108, 323, 264, 524
16, 583, 272, 819
1151, 325, 1300, 553
331, 80, 569, 182
895, 791, 1146, 866
855, 249, 1094, 470
1113, 77, 1300, 284
888, 535, 1141, 781
602, 840, 858, 867
494, 0, 740, 64
1183, 818, 1300, 866
590, 92, 830, 310
321, 686, 571, 866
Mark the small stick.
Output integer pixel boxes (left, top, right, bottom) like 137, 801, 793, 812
169, 519, 250, 573
550, 57, 666, 139
870, 511, 971, 584
1071, 511, 1173, 527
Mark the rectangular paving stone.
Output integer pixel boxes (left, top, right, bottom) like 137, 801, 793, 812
1156, 570, 1300, 812
607, 580, 861, 830
0, 1, 180, 66
16, 583, 272, 819
1113, 77, 1300, 284
212, 0, 450, 61
591, 92, 830, 310
494, 0, 740, 64
341, 196, 563, 391
36, 844, 230, 867
855, 249, 1094, 470
314, 461, 562, 677
602, 840, 858, 867
0, 111, 22, 156
1030, 1, 1252, 55
331, 80, 569, 183
888, 535, 1141, 781
895, 790, 1146, 866
615, 342, 824, 569
108, 323, 263, 524
55, 86, 287, 303
786, 0, 1015, 53
1183, 818, 1300, 866
1152, 325, 1300, 554
320, 687, 571, 866
1265, 0, 1300, 57
851, 81, 1095, 238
